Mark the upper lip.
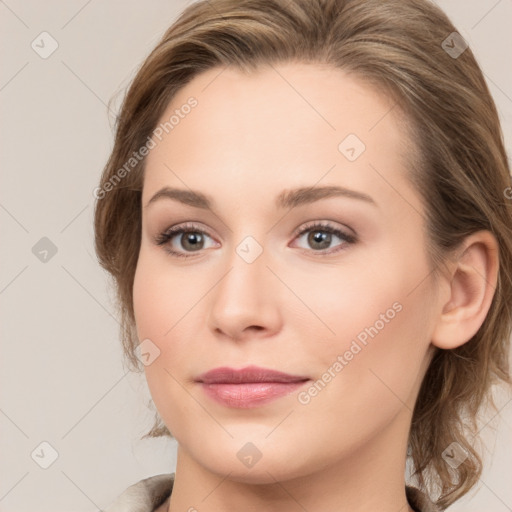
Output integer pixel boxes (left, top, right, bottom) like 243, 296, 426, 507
196, 365, 310, 384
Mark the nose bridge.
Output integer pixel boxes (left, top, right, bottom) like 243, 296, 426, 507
207, 231, 281, 337
219, 233, 270, 303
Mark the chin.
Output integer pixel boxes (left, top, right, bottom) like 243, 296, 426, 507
205, 459, 306, 485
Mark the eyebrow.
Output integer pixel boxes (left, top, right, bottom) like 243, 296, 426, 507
145, 185, 377, 210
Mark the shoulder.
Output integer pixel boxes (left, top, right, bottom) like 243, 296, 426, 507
104, 473, 175, 512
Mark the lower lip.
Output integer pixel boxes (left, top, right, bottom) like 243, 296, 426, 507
199, 381, 309, 408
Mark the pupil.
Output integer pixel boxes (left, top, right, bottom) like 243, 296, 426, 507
183, 232, 203, 250
310, 231, 330, 249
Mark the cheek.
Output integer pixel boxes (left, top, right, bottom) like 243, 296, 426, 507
132, 249, 215, 389
289, 284, 433, 471
132, 254, 192, 428
132, 248, 198, 342
296, 230, 432, 372
301, 257, 435, 420
132, 251, 178, 380
132, 256, 159, 344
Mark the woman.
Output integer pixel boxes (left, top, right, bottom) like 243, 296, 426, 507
95, 0, 512, 510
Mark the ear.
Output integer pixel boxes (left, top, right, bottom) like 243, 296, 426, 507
431, 230, 499, 350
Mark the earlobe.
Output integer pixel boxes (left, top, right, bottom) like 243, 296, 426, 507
431, 230, 499, 350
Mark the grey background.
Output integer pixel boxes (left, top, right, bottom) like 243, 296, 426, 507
1, 0, 511, 510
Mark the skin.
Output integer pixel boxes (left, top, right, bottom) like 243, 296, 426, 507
132, 63, 499, 512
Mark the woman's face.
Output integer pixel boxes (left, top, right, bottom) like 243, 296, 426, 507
133, 63, 440, 483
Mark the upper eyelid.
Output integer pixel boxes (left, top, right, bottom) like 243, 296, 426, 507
292, 220, 354, 237
163, 220, 350, 234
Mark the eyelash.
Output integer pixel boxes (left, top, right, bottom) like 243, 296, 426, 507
154, 221, 357, 259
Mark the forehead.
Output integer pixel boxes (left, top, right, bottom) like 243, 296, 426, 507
142, 63, 416, 211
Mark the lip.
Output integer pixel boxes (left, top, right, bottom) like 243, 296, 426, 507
196, 365, 311, 408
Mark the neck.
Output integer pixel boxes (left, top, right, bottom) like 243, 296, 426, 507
167, 405, 415, 512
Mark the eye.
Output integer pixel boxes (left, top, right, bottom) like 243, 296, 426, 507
154, 220, 357, 259
154, 222, 218, 258
290, 221, 357, 256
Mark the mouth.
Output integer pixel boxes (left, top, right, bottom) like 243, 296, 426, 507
195, 365, 311, 408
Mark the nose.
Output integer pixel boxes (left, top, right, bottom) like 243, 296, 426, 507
207, 242, 283, 342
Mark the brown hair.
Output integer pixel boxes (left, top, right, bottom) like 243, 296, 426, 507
94, 0, 512, 508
